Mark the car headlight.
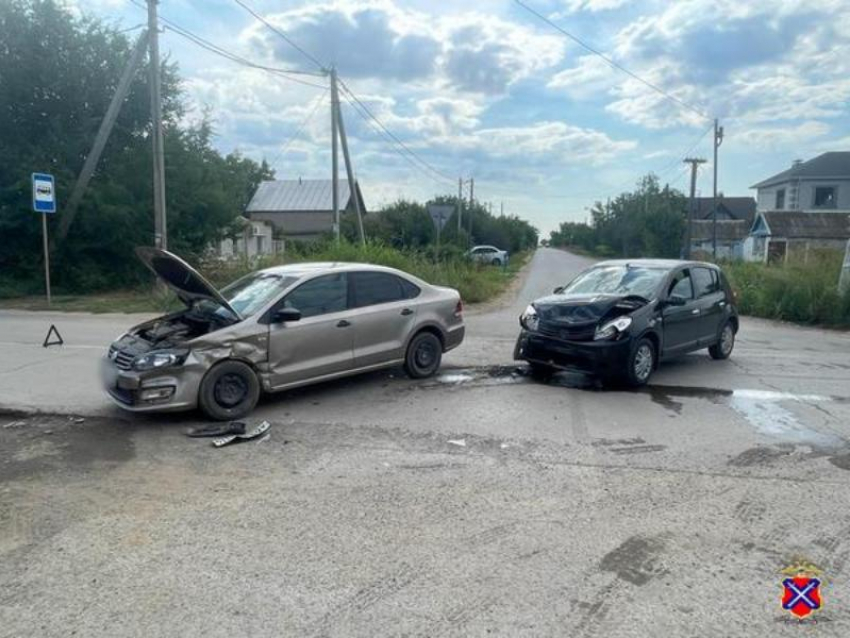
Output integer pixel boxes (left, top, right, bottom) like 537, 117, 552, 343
594, 316, 632, 341
132, 350, 189, 371
520, 305, 539, 331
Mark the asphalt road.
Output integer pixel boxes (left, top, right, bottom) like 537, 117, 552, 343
2, 248, 850, 637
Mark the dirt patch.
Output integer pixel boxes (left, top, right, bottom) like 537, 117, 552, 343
728, 446, 793, 467
828, 453, 850, 471
0, 413, 135, 482
599, 535, 668, 586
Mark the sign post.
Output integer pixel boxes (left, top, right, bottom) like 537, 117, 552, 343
427, 204, 454, 262
32, 173, 56, 305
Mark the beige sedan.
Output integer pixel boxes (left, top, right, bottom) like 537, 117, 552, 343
103, 248, 465, 420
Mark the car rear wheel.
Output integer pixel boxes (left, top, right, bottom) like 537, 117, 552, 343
198, 360, 260, 421
623, 338, 655, 387
709, 321, 735, 360
491, 258, 502, 266
405, 332, 443, 379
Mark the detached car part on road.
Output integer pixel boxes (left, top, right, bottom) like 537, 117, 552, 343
514, 259, 738, 386
103, 248, 465, 420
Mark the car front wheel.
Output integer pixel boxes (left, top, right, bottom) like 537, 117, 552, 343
624, 338, 655, 387
405, 332, 443, 379
709, 321, 735, 360
198, 360, 261, 421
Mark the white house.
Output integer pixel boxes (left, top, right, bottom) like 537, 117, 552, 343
216, 218, 282, 260
751, 152, 850, 213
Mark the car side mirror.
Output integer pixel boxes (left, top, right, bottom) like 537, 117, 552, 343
553, 286, 564, 294
664, 296, 687, 307
271, 307, 302, 323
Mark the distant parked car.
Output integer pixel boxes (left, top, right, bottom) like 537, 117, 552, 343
514, 259, 739, 386
103, 248, 465, 420
468, 245, 509, 266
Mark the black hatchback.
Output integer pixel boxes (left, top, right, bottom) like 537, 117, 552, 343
514, 259, 739, 386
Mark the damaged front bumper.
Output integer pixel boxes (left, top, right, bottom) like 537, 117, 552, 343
513, 329, 631, 377
101, 355, 203, 413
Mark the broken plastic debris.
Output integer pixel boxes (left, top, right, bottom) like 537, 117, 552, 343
3, 420, 25, 429
448, 438, 466, 447
212, 421, 271, 448
186, 421, 246, 438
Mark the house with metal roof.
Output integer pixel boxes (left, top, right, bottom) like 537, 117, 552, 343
245, 178, 366, 241
744, 211, 850, 263
751, 152, 850, 212
688, 196, 756, 259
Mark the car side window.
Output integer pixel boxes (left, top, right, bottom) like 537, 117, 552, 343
668, 270, 694, 301
352, 272, 409, 308
692, 268, 717, 298
283, 273, 348, 318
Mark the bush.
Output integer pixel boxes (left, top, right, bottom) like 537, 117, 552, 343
200, 240, 530, 304
723, 251, 850, 327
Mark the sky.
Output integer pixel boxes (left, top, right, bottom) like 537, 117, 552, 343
71, 0, 850, 237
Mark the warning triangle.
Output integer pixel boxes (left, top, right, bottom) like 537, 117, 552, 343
42, 324, 64, 348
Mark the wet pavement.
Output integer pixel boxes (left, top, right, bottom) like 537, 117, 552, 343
2, 248, 850, 636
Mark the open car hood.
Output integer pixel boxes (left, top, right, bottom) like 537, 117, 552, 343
135, 247, 242, 320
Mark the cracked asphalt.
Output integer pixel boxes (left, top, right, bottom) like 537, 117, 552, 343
2, 248, 850, 637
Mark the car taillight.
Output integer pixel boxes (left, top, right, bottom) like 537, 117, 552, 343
454, 299, 463, 317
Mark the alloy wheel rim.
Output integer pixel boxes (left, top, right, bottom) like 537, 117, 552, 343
634, 344, 653, 381
721, 325, 734, 355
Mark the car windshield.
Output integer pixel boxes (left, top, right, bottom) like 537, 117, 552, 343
219, 272, 299, 318
561, 265, 667, 298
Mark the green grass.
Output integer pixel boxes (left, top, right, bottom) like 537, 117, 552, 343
722, 251, 850, 327
0, 242, 531, 313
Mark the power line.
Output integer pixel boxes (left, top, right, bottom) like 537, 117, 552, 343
266, 90, 329, 170
127, 0, 327, 89
231, 0, 325, 71
337, 77, 456, 184
512, 0, 710, 121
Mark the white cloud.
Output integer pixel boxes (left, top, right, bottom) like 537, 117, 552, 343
732, 121, 830, 151
564, 0, 630, 13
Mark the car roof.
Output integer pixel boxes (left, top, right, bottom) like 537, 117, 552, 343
593, 258, 719, 270
257, 261, 424, 280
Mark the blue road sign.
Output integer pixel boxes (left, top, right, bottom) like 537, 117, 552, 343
32, 173, 57, 214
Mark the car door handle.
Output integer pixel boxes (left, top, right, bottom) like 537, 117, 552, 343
400, 308, 414, 316
336, 320, 352, 328
691, 308, 700, 315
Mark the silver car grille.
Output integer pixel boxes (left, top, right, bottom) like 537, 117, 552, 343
108, 345, 135, 371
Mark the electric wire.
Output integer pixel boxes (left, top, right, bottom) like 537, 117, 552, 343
513, 0, 710, 121
231, 0, 325, 71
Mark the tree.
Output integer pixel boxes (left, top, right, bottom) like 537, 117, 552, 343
0, 0, 272, 294
549, 174, 687, 259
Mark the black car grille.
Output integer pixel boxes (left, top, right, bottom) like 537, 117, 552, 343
537, 321, 595, 342
108, 345, 135, 371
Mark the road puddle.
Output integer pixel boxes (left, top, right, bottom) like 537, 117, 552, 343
644, 385, 848, 449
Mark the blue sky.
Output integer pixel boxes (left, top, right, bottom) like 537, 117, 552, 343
72, 0, 850, 236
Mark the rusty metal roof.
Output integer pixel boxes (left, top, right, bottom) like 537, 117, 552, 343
755, 211, 850, 239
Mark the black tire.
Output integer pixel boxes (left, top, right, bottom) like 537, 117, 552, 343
528, 362, 555, 380
491, 258, 502, 266
405, 331, 443, 379
623, 337, 656, 387
198, 360, 260, 421
709, 321, 735, 360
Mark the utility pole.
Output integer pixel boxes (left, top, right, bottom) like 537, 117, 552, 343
468, 177, 474, 247
683, 157, 706, 259
457, 178, 463, 232
336, 86, 365, 245
500, 201, 504, 217
58, 29, 149, 242
148, 0, 167, 250
330, 66, 340, 242
712, 118, 724, 259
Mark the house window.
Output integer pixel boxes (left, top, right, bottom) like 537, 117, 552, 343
775, 189, 785, 209
813, 186, 837, 209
